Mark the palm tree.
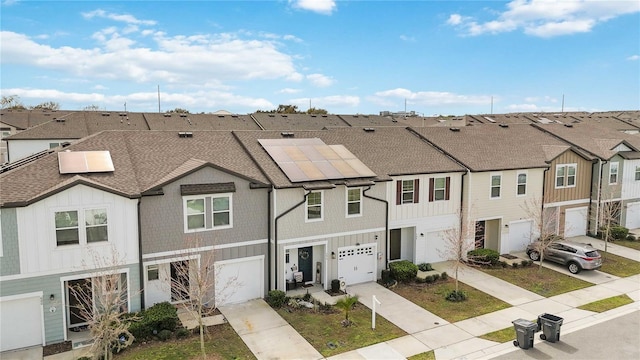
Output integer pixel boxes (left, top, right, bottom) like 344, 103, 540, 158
335, 295, 359, 326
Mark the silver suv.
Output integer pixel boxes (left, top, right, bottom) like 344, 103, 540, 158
526, 240, 602, 274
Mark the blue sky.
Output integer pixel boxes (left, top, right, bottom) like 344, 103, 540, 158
1, 0, 639, 115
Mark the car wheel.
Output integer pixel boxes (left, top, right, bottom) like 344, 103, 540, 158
528, 251, 540, 261
568, 262, 581, 274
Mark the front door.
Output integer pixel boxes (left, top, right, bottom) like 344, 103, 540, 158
170, 260, 190, 302
298, 247, 313, 283
475, 221, 485, 249
67, 278, 91, 327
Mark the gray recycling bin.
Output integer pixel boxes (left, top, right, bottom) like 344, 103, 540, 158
512, 318, 537, 349
538, 313, 563, 342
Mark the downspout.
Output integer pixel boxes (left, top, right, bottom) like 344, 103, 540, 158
541, 167, 549, 237
363, 185, 389, 269
586, 158, 598, 236
594, 159, 608, 235
267, 186, 272, 290
137, 199, 145, 309
274, 190, 311, 290
460, 170, 468, 235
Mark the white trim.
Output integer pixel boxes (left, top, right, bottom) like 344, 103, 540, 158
143, 255, 200, 307
609, 162, 619, 185
305, 190, 324, 222
143, 254, 200, 267
345, 187, 363, 218
183, 193, 234, 233
555, 163, 577, 189
0, 209, 3, 257
0, 291, 46, 348
213, 238, 267, 250
284, 240, 329, 250
51, 205, 112, 248
490, 173, 502, 199
0, 260, 138, 282
142, 246, 214, 260
278, 227, 385, 245
214, 254, 264, 266
543, 198, 590, 208
516, 171, 528, 197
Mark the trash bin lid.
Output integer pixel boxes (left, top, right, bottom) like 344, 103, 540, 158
512, 318, 536, 328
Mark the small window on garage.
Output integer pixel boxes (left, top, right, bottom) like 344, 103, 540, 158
147, 265, 159, 281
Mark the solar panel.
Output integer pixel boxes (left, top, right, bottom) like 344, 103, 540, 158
58, 151, 114, 174
259, 138, 375, 182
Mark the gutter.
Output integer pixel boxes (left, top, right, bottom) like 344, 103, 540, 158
273, 190, 311, 290
363, 186, 389, 269
267, 186, 272, 290
137, 199, 145, 309
594, 159, 608, 235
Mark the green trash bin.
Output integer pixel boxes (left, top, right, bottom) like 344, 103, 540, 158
538, 313, 563, 343
512, 318, 537, 349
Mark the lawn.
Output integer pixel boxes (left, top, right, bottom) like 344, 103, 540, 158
479, 265, 592, 297
115, 323, 255, 360
613, 239, 640, 251
391, 279, 511, 323
479, 326, 517, 343
577, 294, 634, 313
276, 301, 406, 357
600, 252, 640, 277
408, 350, 436, 360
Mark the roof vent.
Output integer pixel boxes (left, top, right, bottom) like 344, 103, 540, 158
499, 123, 509, 128
353, 115, 359, 118
61, 142, 71, 148
232, 115, 238, 118
449, 127, 460, 132
55, 118, 65, 123
268, 114, 275, 117
44, 113, 51, 116
101, 112, 110, 116
119, 113, 127, 116
564, 123, 573, 128
218, 115, 225, 118
163, 113, 172, 117
281, 114, 288, 118
180, 114, 188, 117
178, 131, 193, 138
322, 115, 327, 117
311, 115, 317, 117
363, 128, 375, 132
280, 132, 294, 138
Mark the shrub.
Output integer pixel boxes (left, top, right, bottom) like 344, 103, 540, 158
610, 225, 629, 240
266, 290, 287, 308
424, 275, 434, 284
432, 273, 440, 282
175, 327, 190, 338
500, 261, 508, 268
128, 302, 178, 340
445, 290, 467, 302
331, 279, 341, 293
157, 329, 172, 341
626, 234, 637, 241
467, 248, 500, 266
511, 262, 519, 268
415, 276, 426, 284
302, 292, 312, 302
521, 259, 530, 267
389, 260, 418, 282
440, 272, 448, 280
417, 263, 433, 271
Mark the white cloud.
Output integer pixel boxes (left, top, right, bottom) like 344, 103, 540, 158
278, 88, 301, 94
370, 88, 491, 106
81, 9, 157, 26
399, 35, 416, 42
306, 73, 335, 87
627, 54, 640, 61
290, 0, 336, 15
0, 30, 303, 84
283, 34, 303, 43
291, 95, 360, 109
93, 85, 108, 90
448, 0, 640, 37
505, 103, 540, 111
2, 0, 20, 6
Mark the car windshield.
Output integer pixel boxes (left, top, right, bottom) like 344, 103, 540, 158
585, 250, 600, 257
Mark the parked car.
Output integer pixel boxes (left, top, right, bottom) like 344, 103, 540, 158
526, 240, 602, 274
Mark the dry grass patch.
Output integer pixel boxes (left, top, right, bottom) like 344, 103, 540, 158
578, 294, 634, 313
408, 350, 436, 360
277, 302, 406, 357
115, 323, 254, 360
600, 252, 640, 277
479, 265, 592, 297
391, 279, 511, 323
479, 326, 516, 343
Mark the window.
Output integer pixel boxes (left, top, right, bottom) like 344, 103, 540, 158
49, 142, 61, 149
396, 179, 419, 204
306, 191, 323, 221
346, 188, 362, 217
147, 265, 159, 281
490, 174, 501, 198
517, 172, 527, 196
55, 211, 79, 246
183, 194, 233, 232
85, 209, 108, 243
636, 166, 640, 181
0, 127, 10, 139
609, 162, 619, 184
429, 177, 450, 201
555, 164, 577, 188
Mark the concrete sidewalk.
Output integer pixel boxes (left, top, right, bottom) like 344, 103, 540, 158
568, 235, 640, 261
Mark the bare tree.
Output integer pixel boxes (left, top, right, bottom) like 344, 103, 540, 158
31, 101, 60, 110
1, 95, 26, 110
68, 248, 137, 360
521, 197, 561, 271
439, 209, 475, 294
169, 237, 239, 360
597, 189, 622, 255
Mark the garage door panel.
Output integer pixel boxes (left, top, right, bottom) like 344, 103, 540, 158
0, 296, 43, 352
626, 202, 640, 229
215, 257, 263, 307
565, 207, 588, 237
509, 221, 533, 253
338, 245, 376, 286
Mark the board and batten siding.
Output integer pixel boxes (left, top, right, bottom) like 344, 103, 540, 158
622, 159, 640, 200
388, 173, 462, 222
140, 167, 269, 255
16, 184, 138, 275
273, 184, 386, 241
1, 208, 20, 276
544, 151, 592, 203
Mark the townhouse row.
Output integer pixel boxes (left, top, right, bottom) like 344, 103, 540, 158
1, 122, 639, 352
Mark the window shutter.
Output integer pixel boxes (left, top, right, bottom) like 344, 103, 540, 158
414, 179, 420, 203
428, 178, 434, 202
445, 177, 451, 200
396, 180, 402, 205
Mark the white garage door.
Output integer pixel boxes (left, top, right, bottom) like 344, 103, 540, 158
415, 231, 446, 263
0, 294, 44, 352
508, 220, 533, 253
338, 244, 376, 286
214, 256, 264, 307
565, 207, 588, 237
627, 202, 640, 229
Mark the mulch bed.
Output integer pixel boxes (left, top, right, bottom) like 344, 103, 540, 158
43, 340, 72, 356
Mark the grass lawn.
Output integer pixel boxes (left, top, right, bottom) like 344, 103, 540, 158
115, 323, 255, 360
479, 326, 516, 343
613, 240, 640, 251
577, 294, 634, 313
479, 265, 592, 297
276, 301, 406, 357
391, 279, 511, 323
408, 350, 436, 360
600, 252, 640, 277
